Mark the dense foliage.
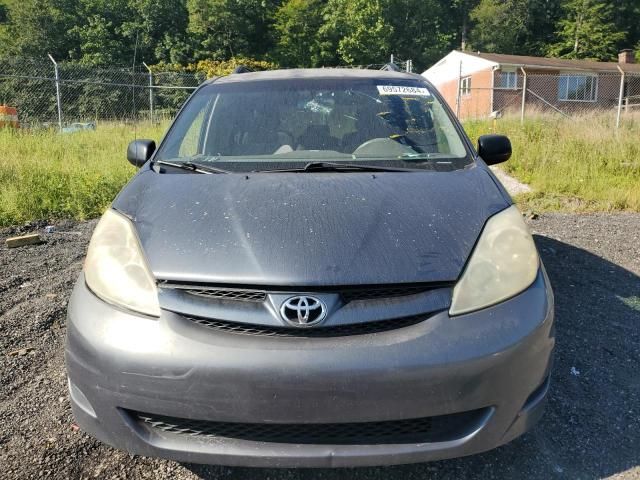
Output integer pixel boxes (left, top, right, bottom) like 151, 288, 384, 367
0, 0, 638, 71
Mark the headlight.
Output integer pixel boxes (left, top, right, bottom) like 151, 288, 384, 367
449, 205, 539, 316
84, 209, 160, 317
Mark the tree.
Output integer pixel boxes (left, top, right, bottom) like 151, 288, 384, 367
70, 14, 128, 65
469, 0, 562, 56
0, 0, 79, 59
470, 0, 530, 54
0, 3, 9, 52
385, 0, 458, 70
121, 0, 190, 64
449, 0, 481, 51
0, 0, 634, 71
0, 0, 192, 65
273, 0, 324, 67
69, 0, 190, 65
186, 0, 278, 61
67, 0, 135, 66
548, 0, 626, 60
610, 0, 640, 54
318, 0, 393, 66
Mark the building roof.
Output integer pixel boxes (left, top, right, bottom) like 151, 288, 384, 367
464, 51, 640, 73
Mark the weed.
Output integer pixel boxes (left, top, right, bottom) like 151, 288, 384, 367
0, 122, 166, 226
464, 115, 640, 212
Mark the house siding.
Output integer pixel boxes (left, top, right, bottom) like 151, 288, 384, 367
424, 52, 636, 119
432, 68, 494, 120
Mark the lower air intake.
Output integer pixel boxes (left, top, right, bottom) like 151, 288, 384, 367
131, 408, 489, 445
187, 313, 433, 337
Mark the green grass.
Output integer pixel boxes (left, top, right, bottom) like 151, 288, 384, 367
1, 114, 639, 226
0, 123, 166, 226
464, 115, 640, 212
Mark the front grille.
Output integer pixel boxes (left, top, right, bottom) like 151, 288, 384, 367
184, 288, 266, 302
187, 313, 434, 338
160, 283, 452, 304
132, 408, 487, 445
340, 285, 440, 302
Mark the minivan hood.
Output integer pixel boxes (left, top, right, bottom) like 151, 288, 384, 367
112, 166, 509, 286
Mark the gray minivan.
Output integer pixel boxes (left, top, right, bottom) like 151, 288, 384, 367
65, 68, 554, 467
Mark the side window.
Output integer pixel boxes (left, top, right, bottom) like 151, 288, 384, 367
460, 77, 472, 96
558, 74, 598, 101
500, 71, 517, 89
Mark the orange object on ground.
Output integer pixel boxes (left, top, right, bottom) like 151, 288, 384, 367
0, 106, 19, 128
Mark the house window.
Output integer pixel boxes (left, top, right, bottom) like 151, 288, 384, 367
460, 76, 471, 96
500, 71, 517, 89
558, 74, 598, 102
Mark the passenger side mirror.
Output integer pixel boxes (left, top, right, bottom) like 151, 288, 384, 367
127, 139, 156, 167
477, 135, 511, 166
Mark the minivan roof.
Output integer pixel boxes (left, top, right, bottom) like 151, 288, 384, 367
206, 68, 420, 85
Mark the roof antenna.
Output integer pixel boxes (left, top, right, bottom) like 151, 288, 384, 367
232, 65, 253, 74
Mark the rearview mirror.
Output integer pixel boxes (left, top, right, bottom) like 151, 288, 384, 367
127, 139, 156, 167
477, 135, 511, 166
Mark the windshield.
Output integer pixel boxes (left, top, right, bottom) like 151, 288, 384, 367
155, 76, 472, 172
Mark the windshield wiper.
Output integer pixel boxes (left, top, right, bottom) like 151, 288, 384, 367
398, 152, 452, 161
154, 159, 229, 174
255, 162, 416, 173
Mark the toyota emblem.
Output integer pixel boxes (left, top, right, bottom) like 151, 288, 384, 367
280, 296, 327, 327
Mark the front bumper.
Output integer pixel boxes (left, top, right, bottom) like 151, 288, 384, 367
65, 270, 554, 468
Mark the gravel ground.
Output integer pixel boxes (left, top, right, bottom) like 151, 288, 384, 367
1, 213, 639, 479
490, 166, 532, 195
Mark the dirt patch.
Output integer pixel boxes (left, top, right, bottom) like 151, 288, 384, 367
1, 214, 639, 479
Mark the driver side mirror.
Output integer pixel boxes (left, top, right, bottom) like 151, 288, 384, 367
477, 135, 511, 166
127, 139, 156, 167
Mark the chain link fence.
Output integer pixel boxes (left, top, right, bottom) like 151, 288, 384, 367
450, 70, 640, 128
0, 57, 205, 129
6, 57, 639, 131
0, 56, 415, 130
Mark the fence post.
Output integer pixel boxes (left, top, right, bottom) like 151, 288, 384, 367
520, 67, 527, 125
47, 54, 62, 132
616, 66, 625, 129
143, 62, 154, 123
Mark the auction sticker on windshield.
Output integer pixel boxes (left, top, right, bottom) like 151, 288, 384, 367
377, 85, 431, 96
